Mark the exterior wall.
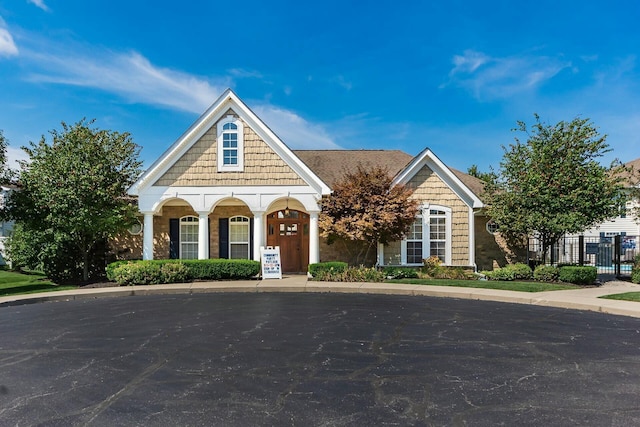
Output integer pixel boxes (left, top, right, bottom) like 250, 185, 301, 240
577, 199, 640, 238
318, 236, 377, 266
110, 231, 143, 260
407, 164, 471, 266
110, 203, 258, 260
153, 109, 307, 187
473, 215, 524, 271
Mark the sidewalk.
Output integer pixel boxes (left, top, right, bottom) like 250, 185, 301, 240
2, 275, 640, 318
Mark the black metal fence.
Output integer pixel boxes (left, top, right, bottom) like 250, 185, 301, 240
528, 235, 638, 277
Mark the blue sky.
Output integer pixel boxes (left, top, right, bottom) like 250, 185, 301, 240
1, 1, 639, 174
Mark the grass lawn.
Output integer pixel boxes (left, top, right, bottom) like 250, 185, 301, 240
599, 292, 640, 302
386, 278, 580, 292
0, 269, 76, 297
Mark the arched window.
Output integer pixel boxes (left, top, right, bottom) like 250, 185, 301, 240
229, 216, 250, 259
217, 115, 244, 172
180, 216, 199, 259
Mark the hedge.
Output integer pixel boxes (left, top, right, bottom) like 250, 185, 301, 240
533, 265, 560, 282
106, 259, 260, 286
558, 266, 597, 285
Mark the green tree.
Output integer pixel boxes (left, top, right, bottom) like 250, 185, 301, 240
319, 166, 419, 265
0, 130, 15, 186
467, 164, 496, 185
484, 115, 628, 261
6, 119, 142, 283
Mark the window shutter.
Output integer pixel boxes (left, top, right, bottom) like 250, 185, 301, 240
169, 218, 179, 259
219, 218, 229, 259
250, 217, 254, 259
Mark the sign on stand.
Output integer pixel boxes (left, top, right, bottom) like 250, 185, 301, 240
260, 246, 282, 279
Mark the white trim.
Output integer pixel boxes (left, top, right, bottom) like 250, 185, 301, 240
198, 212, 209, 259
468, 206, 476, 269
128, 89, 331, 197
393, 148, 483, 209
142, 212, 154, 260
217, 115, 244, 172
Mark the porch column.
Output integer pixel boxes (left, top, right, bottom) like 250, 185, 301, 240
197, 211, 209, 260
309, 211, 320, 264
252, 211, 265, 262
142, 212, 154, 260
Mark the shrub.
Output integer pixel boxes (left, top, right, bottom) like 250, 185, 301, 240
309, 265, 384, 282
633, 255, 640, 284
558, 266, 597, 285
341, 266, 384, 282
182, 259, 260, 280
106, 259, 260, 285
110, 261, 167, 286
383, 267, 419, 279
308, 262, 348, 278
533, 265, 559, 282
482, 263, 532, 281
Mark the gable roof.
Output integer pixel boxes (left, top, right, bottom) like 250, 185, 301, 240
293, 150, 413, 187
293, 148, 484, 208
394, 147, 484, 209
128, 89, 331, 196
623, 157, 640, 186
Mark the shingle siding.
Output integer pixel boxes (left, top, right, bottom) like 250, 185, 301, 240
153, 110, 307, 187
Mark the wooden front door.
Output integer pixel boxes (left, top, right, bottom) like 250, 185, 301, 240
266, 210, 310, 273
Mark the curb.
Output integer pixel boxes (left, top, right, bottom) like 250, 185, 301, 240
2, 280, 640, 319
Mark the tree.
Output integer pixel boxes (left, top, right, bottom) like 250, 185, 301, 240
467, 164, 496, 185
319, 166, 419, 265
0, 130, 15, 187
6, 119, 142, 283
483, 115, 628, 262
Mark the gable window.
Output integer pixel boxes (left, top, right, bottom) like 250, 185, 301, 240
398, 205, 452, 265
217, 115, 244, 172
180, 216, 199, 259
229, 216, 250, 259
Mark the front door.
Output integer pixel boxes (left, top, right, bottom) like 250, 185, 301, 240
266, 210, 310, 273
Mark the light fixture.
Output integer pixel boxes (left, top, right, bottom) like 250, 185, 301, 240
284, 194, 290, 217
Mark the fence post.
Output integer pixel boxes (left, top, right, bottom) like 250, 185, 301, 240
579, 235, 584, 266
614, 235, 621, 277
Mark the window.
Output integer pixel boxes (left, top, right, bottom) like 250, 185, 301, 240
217, 115, 244, 172
229, 216, 250, 259
406, 216, 423, 264
397, 205, 451, 265
222, 122, 238, 165
180, 216, 199, 259
429, 209, 447, 262
486, 220, 499, 235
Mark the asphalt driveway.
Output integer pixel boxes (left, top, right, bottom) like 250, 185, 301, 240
1, 293, 640, 426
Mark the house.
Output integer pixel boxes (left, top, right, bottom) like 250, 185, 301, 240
558, 157, 640, 266
125, 89, 500, 273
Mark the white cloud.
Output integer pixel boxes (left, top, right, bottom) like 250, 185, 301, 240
6, 145, 30, 170
444, 50, 571, 100
0, 18, 18, 57
252, 104, 340, 150
27, 0, 50, 12
26, 49, 228, 113
20, 38, 340, 150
